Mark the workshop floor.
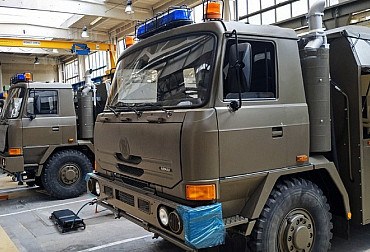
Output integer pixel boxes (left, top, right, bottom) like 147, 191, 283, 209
0, 174, 370, 252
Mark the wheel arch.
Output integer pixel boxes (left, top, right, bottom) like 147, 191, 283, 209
241, 155, 350, 235
35, 143, 94, 176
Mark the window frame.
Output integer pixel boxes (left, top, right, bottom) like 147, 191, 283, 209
222, 38, 278, 102
25, 89, 59, 116
109, 32, 218, 110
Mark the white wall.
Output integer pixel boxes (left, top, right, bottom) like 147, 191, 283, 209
2, 63, 58, 84
0, 53, 59, 92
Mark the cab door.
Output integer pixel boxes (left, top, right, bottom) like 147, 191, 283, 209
216, 39, 287, 177
22, 89, 61, 163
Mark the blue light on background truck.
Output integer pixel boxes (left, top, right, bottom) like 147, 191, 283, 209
137, 7, 193, 39
10, 72, 32, 85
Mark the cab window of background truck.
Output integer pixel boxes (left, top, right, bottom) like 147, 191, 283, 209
2, 87, 25, 119
108, 34, 216, 108
26, 90, 58, 115
223, 40, 276, 100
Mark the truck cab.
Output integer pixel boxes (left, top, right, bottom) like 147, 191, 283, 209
0, 73, 95, 199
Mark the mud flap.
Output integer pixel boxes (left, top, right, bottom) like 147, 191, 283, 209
177, 203, 225, 250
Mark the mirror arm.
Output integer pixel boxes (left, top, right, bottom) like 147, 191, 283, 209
230, 29, 242, 111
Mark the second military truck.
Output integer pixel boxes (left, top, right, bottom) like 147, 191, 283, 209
0, 72, 106, 199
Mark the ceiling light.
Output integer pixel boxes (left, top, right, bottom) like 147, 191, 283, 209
81, 26, 89, 38
34, 56, 40, 65
125, 0, 134, 14
90, 17, 103, 26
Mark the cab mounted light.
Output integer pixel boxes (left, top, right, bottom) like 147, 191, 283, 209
125, 36, 135, 48
203, 0, 223, 21
296, 155, 308, 162
24, 72, 32, 81
9, 148, 21, 156
186, 184, 216, 201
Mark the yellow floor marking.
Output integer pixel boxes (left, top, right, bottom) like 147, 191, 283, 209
0, 225, 18, 252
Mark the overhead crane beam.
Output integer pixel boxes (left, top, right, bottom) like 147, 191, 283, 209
0, 37, 117, 68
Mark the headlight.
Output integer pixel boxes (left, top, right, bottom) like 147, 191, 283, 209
95, 181, 101, 196
158, 206, 169, 226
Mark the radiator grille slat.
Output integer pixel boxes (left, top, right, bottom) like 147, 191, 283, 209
138, 198, 150, 214
116, 190, 134, 207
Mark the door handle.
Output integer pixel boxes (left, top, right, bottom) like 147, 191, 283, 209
52, 126, 59, 131
272, 127, 283, 138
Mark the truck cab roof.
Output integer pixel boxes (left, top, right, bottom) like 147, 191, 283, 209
223, 21, 298, 40
10, 82, 72, 90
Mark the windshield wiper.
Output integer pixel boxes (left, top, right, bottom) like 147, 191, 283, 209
137, 103, 172, 117
114, 103, 142, 117
106, 105, 119, 117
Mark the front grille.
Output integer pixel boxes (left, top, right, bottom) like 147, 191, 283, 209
138, 198, 150, 214
117, 164, 144, 177
104, 186, 113, 197
116, 190, 134, 207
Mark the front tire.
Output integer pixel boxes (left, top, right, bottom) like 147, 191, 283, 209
249, 178, 332, 252
41, 150, 92, 199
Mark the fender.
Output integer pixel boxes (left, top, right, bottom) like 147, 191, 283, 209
35, 140, 94, 176
239, 155, 350, 235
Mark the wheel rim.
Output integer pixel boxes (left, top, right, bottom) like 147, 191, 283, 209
278, 209, 314, 252
58, 163, 80, 186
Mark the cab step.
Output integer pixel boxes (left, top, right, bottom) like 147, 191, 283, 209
223, 215, 249, 228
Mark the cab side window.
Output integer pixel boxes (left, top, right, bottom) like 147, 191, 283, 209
27, 90, 58, 115
223, 40, 276, 100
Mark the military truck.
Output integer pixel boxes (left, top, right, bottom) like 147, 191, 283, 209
86, 1, 370, 251
0, 71, 106, 199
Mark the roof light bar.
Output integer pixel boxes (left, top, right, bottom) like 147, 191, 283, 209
136, 5, 193, 39
10, 72, 33, 85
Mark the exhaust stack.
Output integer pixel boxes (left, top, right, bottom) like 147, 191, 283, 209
299, 0, 331, 153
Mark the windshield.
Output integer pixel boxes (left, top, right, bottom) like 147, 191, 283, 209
2, 87, 25, 119
108, 34, 216, 108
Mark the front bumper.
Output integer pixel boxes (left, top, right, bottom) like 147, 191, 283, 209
87, 173, 225, 250
0, 154, 24, 173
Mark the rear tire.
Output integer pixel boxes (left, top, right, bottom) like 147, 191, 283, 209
41, 149, 92, 199
249, 178, 332, 252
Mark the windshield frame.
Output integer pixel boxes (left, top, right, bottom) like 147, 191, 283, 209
108, 31, 218, 111
2, 86, 26, 120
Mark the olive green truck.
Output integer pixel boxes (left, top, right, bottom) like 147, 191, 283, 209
86, 1, 370, 251
0, 71, 107, 199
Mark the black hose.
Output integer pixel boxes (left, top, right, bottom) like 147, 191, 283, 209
71, 199, 97, 228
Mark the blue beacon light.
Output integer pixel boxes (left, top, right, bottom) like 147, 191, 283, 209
137, 7, 193, 39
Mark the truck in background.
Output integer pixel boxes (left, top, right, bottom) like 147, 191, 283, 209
0, 71, 108, 199
86, 1, 370, 251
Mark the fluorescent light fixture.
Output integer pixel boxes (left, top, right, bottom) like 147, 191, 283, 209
81, 26, 89, 38
34, 56, 40, 65
52, 49, 59, 53
90, 17, 103, 26
125, 0, 134, 14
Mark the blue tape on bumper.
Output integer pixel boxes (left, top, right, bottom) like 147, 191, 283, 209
177, 203, 225, 249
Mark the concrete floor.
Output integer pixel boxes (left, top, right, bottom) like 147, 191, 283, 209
1, 174, 370, 252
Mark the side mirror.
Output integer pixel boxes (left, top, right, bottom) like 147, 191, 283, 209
227, 41, 252, 112
228, 42, 252, 92
26, 97, 36, 120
